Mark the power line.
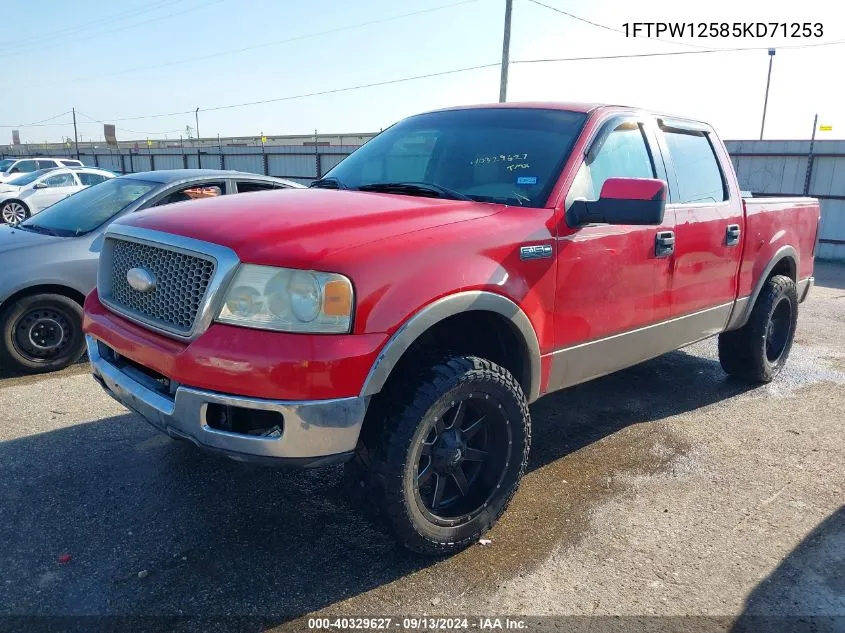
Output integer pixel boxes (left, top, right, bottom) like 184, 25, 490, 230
0, 0, 178, 48
6, 0, 219, 59
33, 0, 480, 87
0, 111, 72, 128
523, 0, 712, 49
511, 37, 845, 65
5, 39, 845, 130
76, 112, 185, 138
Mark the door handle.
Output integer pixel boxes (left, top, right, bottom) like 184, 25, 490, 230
655, 230, 675, 257
726, 224, 741, 246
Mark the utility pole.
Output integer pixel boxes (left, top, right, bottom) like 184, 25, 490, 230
498, 0, 513, 103
759, 49, 776, 140
72, 107, 80, 160
195, 107, 201, 167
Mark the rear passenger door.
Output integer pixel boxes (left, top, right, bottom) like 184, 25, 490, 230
657, 120, 744, 326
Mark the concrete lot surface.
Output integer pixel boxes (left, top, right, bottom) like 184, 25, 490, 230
1, 263, 843, 632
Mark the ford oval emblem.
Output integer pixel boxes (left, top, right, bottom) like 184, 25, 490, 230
127, 267, 156, 293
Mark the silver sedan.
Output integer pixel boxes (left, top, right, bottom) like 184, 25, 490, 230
0, 169, 302, 374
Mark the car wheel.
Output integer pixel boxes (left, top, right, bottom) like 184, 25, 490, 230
0, 293, 85, 374
718, 274, 798, 383
349, 355, 531, 555
1, 200, 29, 226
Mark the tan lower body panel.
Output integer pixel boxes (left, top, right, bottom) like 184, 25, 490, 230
546, 302, 733, 394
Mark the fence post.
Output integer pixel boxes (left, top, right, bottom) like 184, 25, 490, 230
803, 113, 818, 196
183, 154, 188, 169
94, 154, 100, 167
120, 154, 126, 174
150, 153, 156, 171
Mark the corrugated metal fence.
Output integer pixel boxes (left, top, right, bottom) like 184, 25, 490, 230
725, 139, 845, 262
4, 139, 843, 261
1, 145, 361, 187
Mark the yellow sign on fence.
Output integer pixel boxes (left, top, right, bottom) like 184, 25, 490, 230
819, 125, 833, 132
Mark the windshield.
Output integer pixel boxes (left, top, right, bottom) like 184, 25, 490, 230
324, 108, 587, 208
20, 177, 158, 236
7, 169, 53, 187
0, 160, 14, 172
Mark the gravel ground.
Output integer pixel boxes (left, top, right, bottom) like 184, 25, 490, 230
1, 263, 843, 632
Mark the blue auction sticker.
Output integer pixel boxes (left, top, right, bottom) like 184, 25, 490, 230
516, 176, 538, 185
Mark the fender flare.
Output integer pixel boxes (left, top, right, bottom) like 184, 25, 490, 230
724, 245, 798, 331
359, 291, 542, 403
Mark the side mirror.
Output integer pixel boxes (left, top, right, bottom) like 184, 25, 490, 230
567, 177, 667, 227
33, 182, 49, 189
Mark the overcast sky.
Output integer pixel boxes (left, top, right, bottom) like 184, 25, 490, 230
2, 0, 843, 144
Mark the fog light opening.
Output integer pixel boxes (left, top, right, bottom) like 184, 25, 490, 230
205, 403, 284, 438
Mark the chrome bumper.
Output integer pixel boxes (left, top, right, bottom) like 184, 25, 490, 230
87, 336, 367, 467
798, 276, 814, 303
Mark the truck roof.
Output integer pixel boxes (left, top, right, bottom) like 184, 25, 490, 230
430, 102, 712, 130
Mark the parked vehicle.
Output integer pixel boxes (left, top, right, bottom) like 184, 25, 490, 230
0, 157, 84, 183
0, 170, 301, 374
83, 104, 820, 554
0, 167, 116, 225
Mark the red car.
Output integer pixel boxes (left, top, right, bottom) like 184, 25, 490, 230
84, 103, 820, 554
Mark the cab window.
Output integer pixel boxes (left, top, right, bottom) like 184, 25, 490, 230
662, 129, 727, 204
566, 121, 656, 208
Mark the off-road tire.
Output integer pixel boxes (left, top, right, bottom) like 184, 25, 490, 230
347, 355, 531, 555
718, 275, 798, 383
0, 293, 85, 374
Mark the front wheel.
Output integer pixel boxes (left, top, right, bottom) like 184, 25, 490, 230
0, 294, 86, 374
350, 356, 531, 555
1, 200, 30, 226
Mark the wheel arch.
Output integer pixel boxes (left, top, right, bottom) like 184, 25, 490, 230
725, 245, 798, 331
359, 291, 542, 403
0, 284, 87, 315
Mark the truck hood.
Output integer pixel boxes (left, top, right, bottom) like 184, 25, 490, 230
116, 188, 506, 267
0, 183, 22, 194
0, 225, 64, 253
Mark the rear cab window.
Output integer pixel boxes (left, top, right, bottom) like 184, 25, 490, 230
60, 160, 83, 167
37, 160, 58, 170
660, 124, 728, 204
78, 172, 108, 186
235, 180, 283, 193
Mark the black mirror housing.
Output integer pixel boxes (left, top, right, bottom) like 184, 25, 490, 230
566, 177, 667, 227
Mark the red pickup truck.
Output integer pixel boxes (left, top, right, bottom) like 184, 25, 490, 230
84, 103, 820, 554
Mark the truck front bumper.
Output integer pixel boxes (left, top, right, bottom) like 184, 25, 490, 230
87, 336, 368, 467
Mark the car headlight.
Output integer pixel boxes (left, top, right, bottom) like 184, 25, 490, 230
216, 265, 353, 333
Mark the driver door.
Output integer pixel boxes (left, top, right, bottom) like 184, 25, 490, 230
548, 116, 675, 391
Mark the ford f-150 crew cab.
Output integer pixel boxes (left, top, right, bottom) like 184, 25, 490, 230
83, 103, 820, 554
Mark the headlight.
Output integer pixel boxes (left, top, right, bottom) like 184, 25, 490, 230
217, 265, 353, 333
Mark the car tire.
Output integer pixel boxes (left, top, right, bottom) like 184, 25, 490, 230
1, 200, 30, 226
0, 293, 86, 374
348, 355, 531, 555
718, 275, 798, 383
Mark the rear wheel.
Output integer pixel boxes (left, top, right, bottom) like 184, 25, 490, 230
718, 275, 798, 383
348, 356, 530, 555
1, 200, 29, 226
0, 294, 85, 374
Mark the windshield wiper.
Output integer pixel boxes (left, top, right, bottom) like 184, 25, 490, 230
357, 182, 472, 201
310, 177, 348, 190
15, 223, 62, 237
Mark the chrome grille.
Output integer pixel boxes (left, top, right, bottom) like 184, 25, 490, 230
102, 237, 216, 335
